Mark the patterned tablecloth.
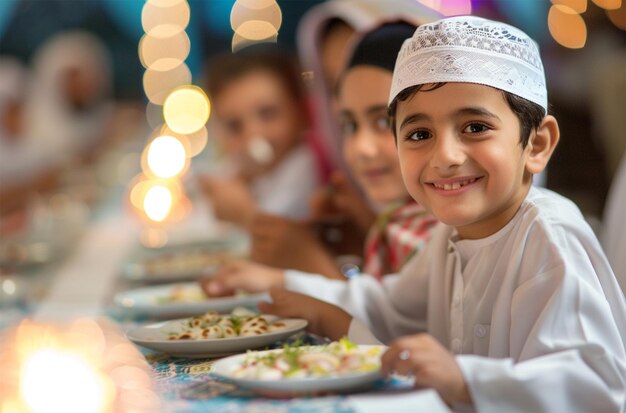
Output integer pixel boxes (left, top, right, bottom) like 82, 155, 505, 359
148, 352, 357, 413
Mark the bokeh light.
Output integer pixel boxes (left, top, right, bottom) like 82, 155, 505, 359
21, 349, 108, 413
143, 63, 192, 105
163, 86, 211, 134
138, 30, 190, 71
233, 20, 278, 41
146, 135, 188, 179
142, 0, 190, 34
592, 0, 622, 9
160, 125, 208, 157
606, 2, 626, 30
551, 0, 588, 13
0, 320, 159, 413
548, 5, 587, 49
231, 1, 282, 33
143, 185, 173, 222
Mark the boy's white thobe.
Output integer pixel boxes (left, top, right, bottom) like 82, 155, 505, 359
284, 187, 626, 413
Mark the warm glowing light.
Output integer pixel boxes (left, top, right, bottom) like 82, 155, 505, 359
0, 320, 159, 413
234, 20, 278, 41
143, 185, 173, 222
548, 5, 587, 48
551, 0, 587, 13
607, 3, 626, 30
138, 30, 190, 71
21, 349, 106, 413
142, 0, 190, 34
163, 86, 211, 134
147, 135, 187, 179
592, 0, 622, 9
158, 125, 207, 157
186, 127, 208, 157
129, 178, 149, 210
232, 31, 278, 52
143, 63, 192, 105
416, 0, 471, 16
231, 1, 282, 32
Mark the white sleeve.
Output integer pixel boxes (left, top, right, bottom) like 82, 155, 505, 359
457, 262, 626, 413
284, 250, 430, 344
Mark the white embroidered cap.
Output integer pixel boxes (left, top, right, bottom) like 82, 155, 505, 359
389, 16, 548, 113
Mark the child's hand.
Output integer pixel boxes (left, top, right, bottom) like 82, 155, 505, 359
258, 287, 352, 340
250, 213, 343, 278
381, 334, 473, 406
198, 175, 256, 227
199, 260, 285, 297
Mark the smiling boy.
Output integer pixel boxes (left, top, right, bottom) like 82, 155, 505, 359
253, 16, 626, 411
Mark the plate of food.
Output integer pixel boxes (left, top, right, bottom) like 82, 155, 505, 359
126, 311, 308, 358
114, 282, 269, 319
121, 240, 241, 283
212, 339, 384, 395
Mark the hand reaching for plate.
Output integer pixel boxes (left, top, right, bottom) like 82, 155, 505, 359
258, 287, 352, 341
199, 260, 285, 297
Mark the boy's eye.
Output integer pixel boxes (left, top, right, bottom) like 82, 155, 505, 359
406, 129, 431, 142
463, 123, 489, 134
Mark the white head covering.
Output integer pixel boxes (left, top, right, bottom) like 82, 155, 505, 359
389, 15, 548, 113
23, 30, 113, 162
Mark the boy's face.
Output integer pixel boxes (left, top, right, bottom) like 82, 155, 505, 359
395, 83, 533, 239
213, 70, 305, 176
338, 66, 408, 206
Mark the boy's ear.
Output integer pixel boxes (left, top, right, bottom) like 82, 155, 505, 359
525, 115, 560, 175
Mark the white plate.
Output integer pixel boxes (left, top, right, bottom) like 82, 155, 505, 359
212, 345, 384, 395
114, 282, 269, 319
126, 316, 308, 358
121, 239, 241, 283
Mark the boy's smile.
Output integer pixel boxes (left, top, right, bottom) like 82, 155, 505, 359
396, 83, 533, 239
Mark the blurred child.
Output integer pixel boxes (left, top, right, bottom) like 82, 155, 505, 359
215, 17, 626, 411
241, 1, 441, 275
203, 23, 438, 288
199, 47, 321, 226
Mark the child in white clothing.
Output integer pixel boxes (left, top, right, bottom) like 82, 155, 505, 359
242, 16, 626, 412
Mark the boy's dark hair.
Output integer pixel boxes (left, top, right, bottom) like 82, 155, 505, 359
389, 83, 545, 147
205, 46, 306, 106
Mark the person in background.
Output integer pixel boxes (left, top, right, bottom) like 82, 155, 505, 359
23, 30, 115, 167
202, 22, 438, 291
214, 16, 626, 412
245, 0, 441, 276
199, 47, 322, 227
297, 0, 440, 169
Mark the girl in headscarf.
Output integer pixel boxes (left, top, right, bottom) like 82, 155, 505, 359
22, 30, 114, 166
297, 0, 440, 170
